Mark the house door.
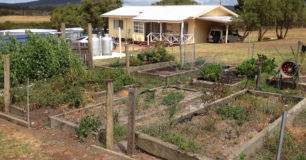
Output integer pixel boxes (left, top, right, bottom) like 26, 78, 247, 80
145, 22, 166, 40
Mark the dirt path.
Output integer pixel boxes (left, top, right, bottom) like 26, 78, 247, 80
0, 118, 122, 160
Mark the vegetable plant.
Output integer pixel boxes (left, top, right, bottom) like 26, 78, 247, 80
75, 116, 101, 142
198, 64, 223, 82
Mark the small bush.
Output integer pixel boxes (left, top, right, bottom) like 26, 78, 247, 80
75, 116, 101, 142
162, 91, 184, 118
130, 56, 143, 66
216, 105, 250, 125
237, 54, 277, 78
65, 86, 84, 108
109, 59, 121, 68
135, 43, 174, 65
198, 64, 223, 82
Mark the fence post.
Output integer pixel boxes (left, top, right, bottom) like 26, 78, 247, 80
4, 54, 10, 113
127, 88, 136, 155
256, 55, 263, 90
106, 79, 114, 150
125, 44, 130, 75
88, 23, 94, 68
27, 78, 30, 128
276, 111, 287, 160
183, 43, 186, 64
192, 43, 195, 70
61, 23, 66, 39
252, 43, 255, 59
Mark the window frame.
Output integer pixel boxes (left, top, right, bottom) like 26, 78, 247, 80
133, 21, 144, 33
113, 20, 124, 30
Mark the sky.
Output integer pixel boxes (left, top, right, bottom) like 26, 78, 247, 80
0, 0, 238, 5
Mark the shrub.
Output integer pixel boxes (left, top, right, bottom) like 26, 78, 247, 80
237, 54, 277, 78
198, 64, 223, 82
75, 116, 101, 142
0, 33, 84, 87
135, 43, 174, 65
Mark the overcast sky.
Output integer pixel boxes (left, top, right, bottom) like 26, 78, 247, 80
0, 0, 237, 5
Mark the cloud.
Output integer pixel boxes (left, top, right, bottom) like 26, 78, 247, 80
123, 0, 237, 6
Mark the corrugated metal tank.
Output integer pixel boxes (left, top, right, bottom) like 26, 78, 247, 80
102, 34, 112, 56
92, 34, 102, 56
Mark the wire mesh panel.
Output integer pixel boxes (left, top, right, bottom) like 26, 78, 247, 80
70, 42, 89, 68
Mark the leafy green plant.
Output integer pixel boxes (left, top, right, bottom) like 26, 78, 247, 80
65, 86, 84, 108
0, 33, 84, 87
216, 105, 250, 125
135, 43, 174, 65
237, 54, 277, 78
75, 116, 101, 142
109, 59, 121, 68
198, 64, 223, 82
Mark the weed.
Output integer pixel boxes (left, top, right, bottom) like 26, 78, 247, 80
144, 91, 155, 103
225, 129, 232, 140
236, 129, 241, 137
162, 91, 184, 107
130, 56, 143, 66
239, 153, 246, 160
162, 133, 199, 152
203, 115, 217, 132
75, 116, 101, 142
216, 105, 250, 126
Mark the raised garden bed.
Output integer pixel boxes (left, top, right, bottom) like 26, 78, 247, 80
50, 86, 202, 134
135, 90, 305, 160
192, 68, 244, 89
249, 108, 306, 160
136, 63, 201, 81
102, 61, 175, 73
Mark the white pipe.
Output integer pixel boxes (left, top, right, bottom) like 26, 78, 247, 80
119, 27, 122, 58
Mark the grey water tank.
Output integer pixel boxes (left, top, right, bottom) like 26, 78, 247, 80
102, 34, 112, 56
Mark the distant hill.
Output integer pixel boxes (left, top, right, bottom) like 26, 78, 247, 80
19, 0, 81, 7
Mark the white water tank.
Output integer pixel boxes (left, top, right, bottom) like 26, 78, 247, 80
92, 34, 102, 56
102, 34, 112, 56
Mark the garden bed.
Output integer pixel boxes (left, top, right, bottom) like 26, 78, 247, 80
102, 61, 175, 73
50, 86, 202, 134
136, 64, 201, 81
192, 68, 244, 88
135, 90, 305, 160
249, 108, 306, 160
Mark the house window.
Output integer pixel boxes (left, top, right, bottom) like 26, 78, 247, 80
114, 20, 123, 30
133, 22, 144, 33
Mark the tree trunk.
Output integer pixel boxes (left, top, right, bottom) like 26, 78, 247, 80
283, 23, 289, 39
240, 30, 250, 42
258, 27, 268, 41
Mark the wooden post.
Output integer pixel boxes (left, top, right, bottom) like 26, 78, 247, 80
88, 23, 94, 68
295, 40, 303, 88
125, 44, 130, 75
252, 43, 255, 59
106, 79, 114, 150
4, 54, 10, 113
192, 43, 195, 70
225, 24, 229, 44
61, 23, 66, 39
127, 88, 136, 155
256, 55, 263, 90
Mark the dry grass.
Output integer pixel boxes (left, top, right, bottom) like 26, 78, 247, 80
0, 16, 50, 23
167, 28, 306, 70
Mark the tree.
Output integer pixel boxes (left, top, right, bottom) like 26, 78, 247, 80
152, 0, 199, 5
50, 3, 84, 30
231, 12, 259, 41
81, 0, 123, 29
242, 0, 277, 41
275, 0, 305, 39
234, 0, 244, 14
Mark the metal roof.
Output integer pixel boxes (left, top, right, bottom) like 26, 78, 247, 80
101, 5, 238, 23
197, 16, 233, 24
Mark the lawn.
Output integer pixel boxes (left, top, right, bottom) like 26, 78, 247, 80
167, 28, 306, 71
